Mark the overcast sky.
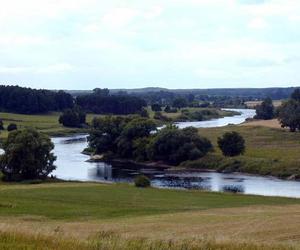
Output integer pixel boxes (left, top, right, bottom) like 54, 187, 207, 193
0, 0, 300, 89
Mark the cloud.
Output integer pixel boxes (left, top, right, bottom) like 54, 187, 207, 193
0, 63, 74, 74
248, 17, 268, 29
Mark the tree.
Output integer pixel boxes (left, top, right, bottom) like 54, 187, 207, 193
278, 99, 300, 132
0, 120, 4, 130
218, 132, 245, 157
278, 89, 300, 132
7, 123, 17, 131
255, 97, 274, 120
147, 126, 213, 165
172, 98, 188, 109
0, 128, 56, 181
151, 104, 162, 112
59, 106, 86, 127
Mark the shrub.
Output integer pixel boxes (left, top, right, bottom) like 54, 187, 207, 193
218, 131, 245, 157
134, 175, 151, 188
59, 106, 86, 128
222, 185, 244, 193
7, 123, 17, 131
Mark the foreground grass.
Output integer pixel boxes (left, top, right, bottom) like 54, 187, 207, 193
0, 182, 299, 220
0, 232, 294, 250
181, 125, 300, 178
0, 183, 299, 249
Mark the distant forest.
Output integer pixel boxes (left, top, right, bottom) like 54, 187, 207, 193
0, 85, 146, 114
0, 85, 298, 114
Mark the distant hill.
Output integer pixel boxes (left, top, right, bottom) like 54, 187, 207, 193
66, 87, 300, 100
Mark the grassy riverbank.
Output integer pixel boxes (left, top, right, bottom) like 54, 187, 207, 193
181, 125, 300, 179
147, 106, 239, 122
0, 182, 299, 249
0, 112, 101, 139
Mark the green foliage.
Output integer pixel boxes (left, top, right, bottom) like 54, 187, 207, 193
0, 120, 4, 130
151, 103, 162, 112
0, 128, 56, 181
255, 97, 275, 120
278, 90, 300, 132
59, 106, 86, 128
76, 89, 146, 115
7, 123, 17, 131
172, 97, 188, 109
164, 105, 177, 113
88, 116, 156, 159
0, 85, 73, 114
147, 126, 213, 165
218, 131, 245, 157
134, 175, 151, 188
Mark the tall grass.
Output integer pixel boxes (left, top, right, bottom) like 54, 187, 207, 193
0, 231, 295, 250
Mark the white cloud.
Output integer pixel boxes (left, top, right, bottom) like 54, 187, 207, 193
248, 17, 268, 29
0, 63, 74, 74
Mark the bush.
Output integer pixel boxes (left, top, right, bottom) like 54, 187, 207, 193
222, 185, 244, 193
218, 132, 245, 157
0, 120, 4, 130
134, 175, 151, 188
59, 106, 86, 128
7, 123, 17, 131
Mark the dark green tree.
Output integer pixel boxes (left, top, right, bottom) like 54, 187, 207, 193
218, 131, 245, 157
255, 97, 274, 120
151, 104, 162, 112
172, 98, 188, 109
59, 106, 86, 128
278, 89, 300, 132
0, 128, 56, 181
147, 126, 212, 165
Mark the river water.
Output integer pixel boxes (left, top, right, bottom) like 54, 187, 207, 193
51, 109, 300, 198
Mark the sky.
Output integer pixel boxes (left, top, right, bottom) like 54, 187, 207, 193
0, 0, 300, 90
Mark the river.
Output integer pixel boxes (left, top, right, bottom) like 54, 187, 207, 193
51, 109, 300, 198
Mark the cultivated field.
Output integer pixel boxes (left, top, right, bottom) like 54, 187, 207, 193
0, 182, 299, 249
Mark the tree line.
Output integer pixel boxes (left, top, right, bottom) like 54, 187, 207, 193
0, 85, 73, 114
0, 86, 147, 116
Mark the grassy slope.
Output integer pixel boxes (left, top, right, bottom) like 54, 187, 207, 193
182, 125, 300, 177
0, 182, 299, 249
0, 112, 102, 139
1, 182, 298, 220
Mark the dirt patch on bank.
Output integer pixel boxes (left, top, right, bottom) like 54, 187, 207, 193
241, 119, 282, 129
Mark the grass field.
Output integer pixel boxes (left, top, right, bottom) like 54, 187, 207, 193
245, 100, 283, 108
181, 125, 300, 178
0, 182, 299, 249
0, 112, 102, 139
